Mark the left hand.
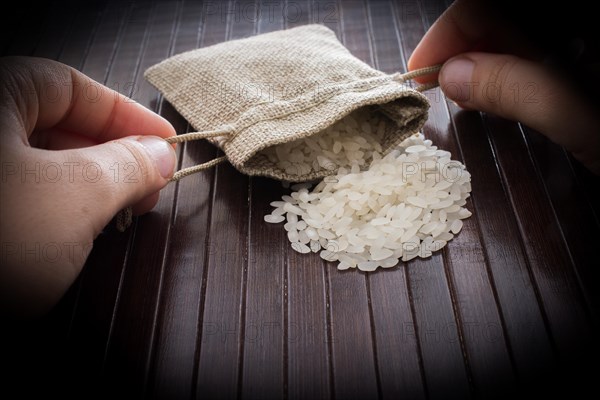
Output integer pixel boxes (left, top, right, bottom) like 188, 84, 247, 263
0, 57, 178, 316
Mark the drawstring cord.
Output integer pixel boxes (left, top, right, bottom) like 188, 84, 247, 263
115, 64, 442, 232
392, 64, 442, 91
164, 126, 232, 181
115, 128, 232, 231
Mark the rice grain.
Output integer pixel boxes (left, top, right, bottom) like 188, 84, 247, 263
265, 133, 473, 271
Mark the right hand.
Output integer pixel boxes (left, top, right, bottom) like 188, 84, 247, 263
408, 0, 600, 174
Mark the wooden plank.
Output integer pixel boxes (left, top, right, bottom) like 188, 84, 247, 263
194, 2, 255, 398
243, 178, 287, 400
172, 4, 233, 398
405, 257, 472, 400
283, 2, 332, 399
328, 267, 381, 400
338, 0, 373, 64
365, 0, 405, 75
409, 2, 521, 397
392, 2, 472, 398
287, 254, 332, 400
137, 2, 210, 399
257, 0, 284, 33
415, 1, 559, 391
428, 105, 517, 397
484, 114, 595, 364
88, 3, 180, 396
194, 169, 250, 400
367, 269, 426, 400
426, 7, 600, 387
364, 1, 426, 398
64, 1, 136, 391
237, 3, 287, 399
74, 2, 132, 82
417, 0, 447, 30
284, 0, 311, 27
416, 2, 593, 395
326, 2, 380, 399
100, 4, 155, 96
447, 105, 557, 385
58, 2, 107, 70
200, 0, 232, 47
315, 0, 340, 33
522, 127, 600, 316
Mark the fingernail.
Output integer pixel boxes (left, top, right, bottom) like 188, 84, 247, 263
136, 136, 177, 179
440, 58, 475, 103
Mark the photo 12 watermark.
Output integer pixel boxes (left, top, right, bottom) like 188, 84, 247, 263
1, 241, 93, 266
1, 161, 145, 184
4, 78, 141, 106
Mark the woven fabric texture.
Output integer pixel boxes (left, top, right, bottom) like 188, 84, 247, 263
145, 24, 430, 181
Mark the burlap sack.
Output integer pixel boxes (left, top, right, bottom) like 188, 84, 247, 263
144, 24, 430, 181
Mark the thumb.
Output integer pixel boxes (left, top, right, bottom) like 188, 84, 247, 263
439, 52, 600, 173
59, 135, 177, 233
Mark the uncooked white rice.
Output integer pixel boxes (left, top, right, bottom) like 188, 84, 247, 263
260, 109, 385, 175
264, 115, 472, 271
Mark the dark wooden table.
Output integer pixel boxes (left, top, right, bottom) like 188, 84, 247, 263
2, 1, 599, 399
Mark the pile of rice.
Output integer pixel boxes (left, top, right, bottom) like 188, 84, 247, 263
264, 113, 472, 272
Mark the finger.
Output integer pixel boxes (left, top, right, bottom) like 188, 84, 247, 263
131, 191, 160, 216
0, 57, 175, 143
43, 135, 177, 235
28, 128, 98, 150
407, 0, 539, 83
439, 52, 600, 173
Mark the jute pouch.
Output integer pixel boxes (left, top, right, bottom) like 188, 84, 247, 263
144, 24, 434, 182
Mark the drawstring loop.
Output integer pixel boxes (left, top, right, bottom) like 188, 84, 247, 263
392, 64, 442, 92
115, 125, 232, 232
165, 126, 233, 182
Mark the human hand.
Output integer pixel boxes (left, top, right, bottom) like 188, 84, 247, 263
0, 57, 178, 316
408, 0, 600, 174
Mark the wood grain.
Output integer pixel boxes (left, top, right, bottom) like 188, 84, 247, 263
239, 4, 288, 400
2, 1, 598, 398
98, 3, 180, 395
365, 2, 427, 398
326, 3, 380, 400
143, 2, 208, 398
284, 4, 334, 399
484, 114, 594, 361
194, 2, 255, 398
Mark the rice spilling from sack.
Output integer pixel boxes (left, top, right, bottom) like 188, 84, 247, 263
264, 120, 473, 271
259, 110, 386, 176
